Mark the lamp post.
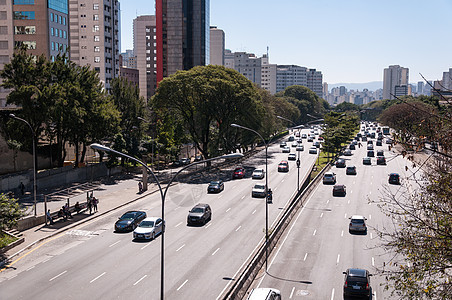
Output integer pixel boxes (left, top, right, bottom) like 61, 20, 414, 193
10, 114, 37, 216
90, 143, 242, 300
230, 123, 271, 271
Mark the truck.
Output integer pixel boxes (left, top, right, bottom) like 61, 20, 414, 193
382, 127, 390, 135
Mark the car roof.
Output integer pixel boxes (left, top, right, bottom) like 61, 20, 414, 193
346, 165, 356, 168
253, 168, 263, 172
142, 216, 160, 222
347, 268, 368, 277
193, 203, 209, 208
350, 215, 365, 220
248, 288, 281, 300
280, 160, 288, 163
124, 210, 144, 215
325, 172, 335, 176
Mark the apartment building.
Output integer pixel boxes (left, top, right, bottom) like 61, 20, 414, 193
383, 65, 409, 99
276, 65, 307, 93
209, 25, 224, 66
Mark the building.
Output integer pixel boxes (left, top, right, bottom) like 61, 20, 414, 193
383, 65, 409, 99
224, 49, 234, 69
120, 49, 134, 67
156, 0, 210, 82
119, 65, 139, 87
133, 15, 156, 99
276, 65, 307, 93
68, 0, 120, 93
233, 52, 262, 86
307, 68, 323, 98
441, 68, 452, 90
261, 54, 276, 94
209, 26, 224, 66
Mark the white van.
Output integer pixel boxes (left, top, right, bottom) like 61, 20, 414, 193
247, 288, 281, 300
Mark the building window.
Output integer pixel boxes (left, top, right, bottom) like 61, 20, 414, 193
13, 0, 35, 4
15, 40, 36, 49
50, 27, 54, 36
94, 56, 100, 62
63, 31, 66, 39
63, 17, 66, 25
13, 11, 35, 20
94, 46, 100, 52
94, 35, 99, 42
93, 14, 99, 21
58, 15, 62, 24
93, 3, 99, 10
0, 41, 8, 49
93, 25, 99, 32
50, 13, 53, 22
51, 42, 55, 51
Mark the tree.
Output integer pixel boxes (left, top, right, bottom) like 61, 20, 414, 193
0, 193, 24, 231
151, 65, 265, 159
334, 101, 359, 112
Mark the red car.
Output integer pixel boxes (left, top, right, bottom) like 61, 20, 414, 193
278, 161, 289, 172
232, 167, 245, 179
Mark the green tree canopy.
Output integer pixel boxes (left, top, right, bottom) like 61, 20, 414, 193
0, 193, 24, 231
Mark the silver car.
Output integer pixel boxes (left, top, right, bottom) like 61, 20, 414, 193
252, 184, 267, 198
252, 168, 265, 179
349, 215, 367, 233
133, 217, 164, 240
323, 172, 336, 184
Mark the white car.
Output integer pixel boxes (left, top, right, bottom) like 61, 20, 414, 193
252, 184, 267, 198
282, 146, 291, 153
247, 288, 281, 300
296, 144, 304, 151
309, 147, 317, 154
133, 217, 164, 240
252, 168, 265, 179
349, 215, 367, 233
291, 142, 298, 147
288, 153, 296, 160
301, 134, 307, 139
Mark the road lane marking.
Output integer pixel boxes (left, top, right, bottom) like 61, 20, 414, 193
369, 214, 372, 220
344, 213, 347, 219
26, 266, 35, 271
205, 223, 212, 229
218, 195, 222, 199
177, 279, 188, 291
175, 222, 182, 227
347, 199, 350, 204
226, 207, 231, 212
174, 207, 180, 211
133, 275, 147, 286
353, 181, 356, 184
252, 209, 257, 215
241, 195, 245, 200
109, 240, 121, 247
369, 191, 372, 195
42, 258, 51, 264
304, 253, 308, 261
331, 288, 335, 300
372, 257, 375, 266
9, 274, 17, 280
371, 181, 373, 185
235, 226, 241, 232
49, 270, 67, 282
212, 248, 220, 256
141, 243, 151, 250
341, 230, 344, 237
326, 199, 330, 204
289, 287, 295, 298
90, 272, 106, 283
370, 232, 373, 239
281, 179, 285, 183
313, 229, 317, 236
176, 244, 185, 252
320, 213, 323, 218
336, 254, 340, 264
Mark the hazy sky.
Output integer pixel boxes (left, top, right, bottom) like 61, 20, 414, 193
120, 0, 452, 84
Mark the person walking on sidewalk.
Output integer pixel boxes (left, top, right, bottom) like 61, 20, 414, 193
88, 198, 93, 214
138, 181, 143, 194
46, 209, 54, 225
93, 197, 98, 212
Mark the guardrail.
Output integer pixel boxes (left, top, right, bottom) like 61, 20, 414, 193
221, 159, 333, 299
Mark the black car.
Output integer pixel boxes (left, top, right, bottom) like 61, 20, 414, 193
377, 156, 386, 165
336, 158, 346, 168
376, 140, 382, 146
187, 203, 211, 226
346, 166, 357, 175
343, 268, 372, 298
389, 173, 400, 184
367, 150, 375, 157
333, 184, 346, 196
349, 144, 356, 150
207, 180, 224, 193
115, 211, 147, 232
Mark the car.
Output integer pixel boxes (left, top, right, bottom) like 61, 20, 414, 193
133, 217, 164, 240
376, 140, 382, 146
349, 215, 367, 233
282, 146, 291, 153
361, 136, 367, 142
252, 168, 265, 179
377, 156, 386, 165
333, 184, 346, 196
301, 133, 307, 139
346, 166, 357, 175
296, 144, 304, 151
291, 142, 298, 147
376, 150, 384, 156
362, 157, 371, 165
323, 172, 336, 184
343, 268, 372, 298
389, 173, 400, 184
307, 137, 314, 142
247, 288, 281, 300
252, 184, 267, 198
313, 141, 321, 148
278, 161, 289, 172
279, 141, 287, 148
180, 157, 191, 165
336, 158, 346, 168
288, 153, 296, 160
187, 203, 211, 225
308, 147, 317, 154
288, 135, 295, 141
367, 144, 374, 150
207, 180, 224, 193
115, 211, 147, 232
232, 167, 245, 179
386, 138, 393, 144
367, 140, 373, 145
295, 131, 300, 137
370, 132, 376, 138
343, 149, 352, 156
349, 144, 356, 150
318, 136, 324, 142
367, 150, 375, 157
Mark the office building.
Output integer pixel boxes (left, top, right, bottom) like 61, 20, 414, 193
156, 0, 210, 82
233, 52, 262, 86
224, 49, 234, 69
261, 54, 276, 94
441, 68, 452, 90
209, 26, 224, 66
383, 65, 409, 99
133, 15, 157, 99
307, 68, 323, 98
276, 65, 307, 93
68, 0, 120, 92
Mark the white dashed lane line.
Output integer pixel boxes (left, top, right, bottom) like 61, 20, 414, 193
336, 254, 340, 264
241, 195, 245, 200
175, 222, 182, 228
205, 223, 212, 229
49, 270, 67, 282
320, 213, 323, 218
212, 248, 220, 256
90, 272, 106, 283
26, 266, 35, 271
344, 213, 347, 219
177, 279, 188, 291
141, 243, 151, 250
226, 207, 231, 212
289, 287, 295, 298
331, 288, 335, 300
303, 253, 308, 261
252, 209, 257, 215
372, 257, 375, 266
235, 226, 241, 232
341, 230, 344, 237
313, 229, 317, 236
133, 275, 147, 286
109, 240, 121, 247
176, 244, 185, 252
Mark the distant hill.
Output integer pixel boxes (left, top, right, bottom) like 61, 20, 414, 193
328, 81, 383, 92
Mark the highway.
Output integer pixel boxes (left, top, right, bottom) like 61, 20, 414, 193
0, 129, 318, 299
248, 131, 422, 299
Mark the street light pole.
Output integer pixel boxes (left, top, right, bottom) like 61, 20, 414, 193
90, 143, 242, 300
231, 123, 270, 271
10, 114, 37, 216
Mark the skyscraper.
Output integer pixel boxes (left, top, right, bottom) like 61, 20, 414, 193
383, 65, 409, 99
156, 0, 210, 82
209, 26, 224, 66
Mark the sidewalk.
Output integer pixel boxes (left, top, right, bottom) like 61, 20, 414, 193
2, 174, 160, 263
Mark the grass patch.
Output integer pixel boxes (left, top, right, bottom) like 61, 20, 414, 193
0, 232, 18, 249
311, 151, 333, 178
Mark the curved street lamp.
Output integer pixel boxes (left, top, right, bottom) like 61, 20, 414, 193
9, 114, 37, 216
90, 143, 242, 300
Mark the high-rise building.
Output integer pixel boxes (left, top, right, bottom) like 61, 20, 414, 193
224, 49, 234, 69
156, 0, 210, 82
233, 52, 262, 86
120, 49, 134, 67
209, 26, 224, 66
261, 54, 276, 94
68, 0, 120, 93
417, 81, 425, 95
276, 65, 307, 93
133, 15, 157, 99
307, 68, 323, 98
441, 68, 452, 90
383, 65, 409, 99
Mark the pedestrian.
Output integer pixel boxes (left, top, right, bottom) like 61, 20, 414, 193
63, 204, 72, 219
138, 181, 143, 193
20, 182, 25, 195
75, 201, 81, 214
46, 209, 54, 225
87, 198, 92, 214
93, 197, 98, 212
58, 208, 66, 221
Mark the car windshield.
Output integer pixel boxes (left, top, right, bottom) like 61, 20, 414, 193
254, 170, 262, 174
139, 221, 155, 228
351, 219, 364, 223
210, 181, 220, 185
325, 174, 333, 178
254, 185, 265, 189
121, 213, 136, 220
191, 207, 205, 213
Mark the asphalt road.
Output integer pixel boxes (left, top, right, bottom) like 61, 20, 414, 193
248, 134, 422, 299
0, 129, 319, 299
